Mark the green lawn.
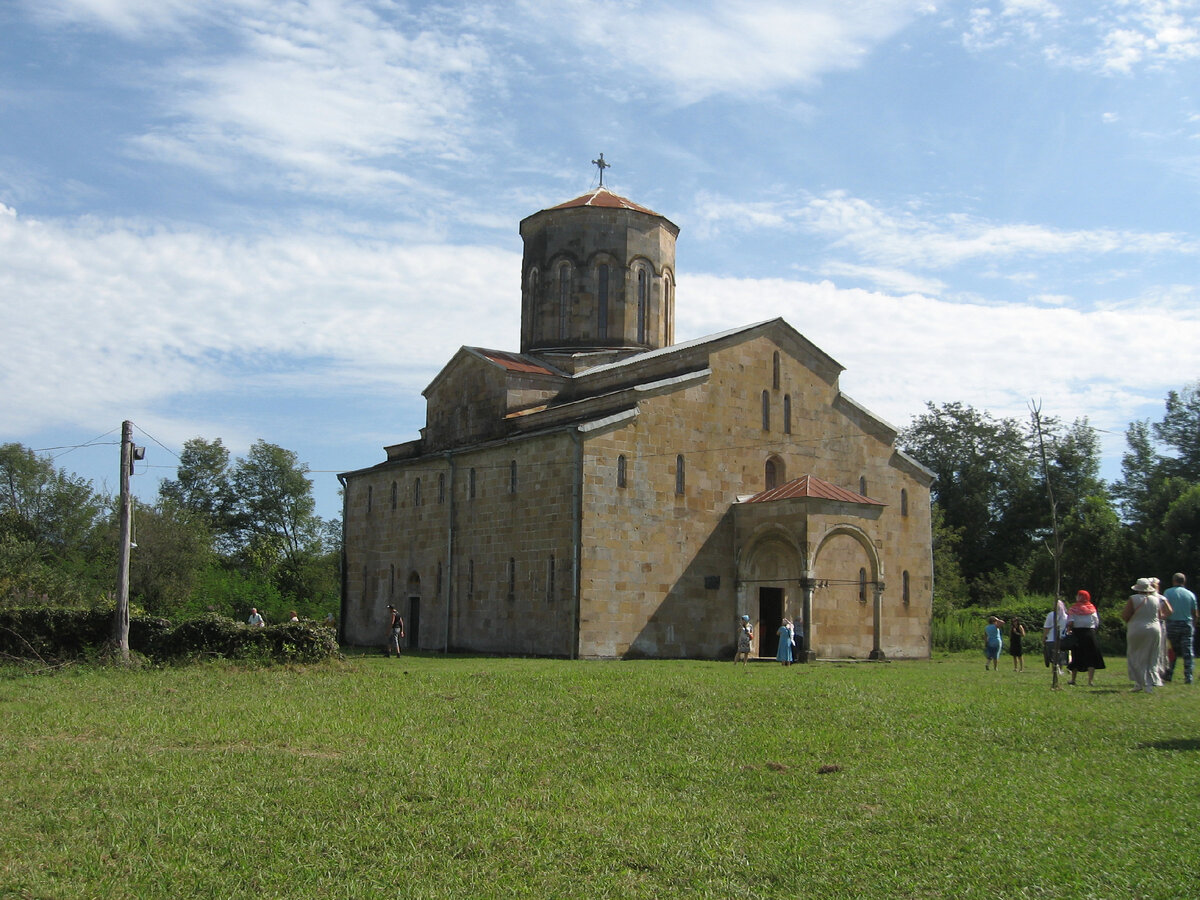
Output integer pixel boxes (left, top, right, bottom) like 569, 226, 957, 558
2, 652, 1197, 899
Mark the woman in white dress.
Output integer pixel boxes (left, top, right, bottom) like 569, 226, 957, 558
1123, 578, 1172, 693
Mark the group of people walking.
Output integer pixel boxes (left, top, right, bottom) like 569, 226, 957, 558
988, 573, 1198, 693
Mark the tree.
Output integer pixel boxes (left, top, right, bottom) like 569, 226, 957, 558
125, 502, 214, 615
158, 438, 240, 551
900, 403, 1039, 602
0, 443, 109, 605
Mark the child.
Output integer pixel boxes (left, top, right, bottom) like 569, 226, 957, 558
984, 616, 1004, 670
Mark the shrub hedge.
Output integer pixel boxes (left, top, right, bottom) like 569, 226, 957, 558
0, 607, 339, 666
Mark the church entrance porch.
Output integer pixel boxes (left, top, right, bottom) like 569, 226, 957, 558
758, 586, 784, 658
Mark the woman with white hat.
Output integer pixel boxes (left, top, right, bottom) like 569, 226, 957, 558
1122, 578, 1173, 693
734, 615, 753, 665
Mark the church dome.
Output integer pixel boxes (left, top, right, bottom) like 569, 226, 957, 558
519, 187, 679, 357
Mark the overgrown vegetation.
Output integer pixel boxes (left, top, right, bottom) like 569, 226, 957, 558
1, 654, 1195, 899
0, 606, 339, 667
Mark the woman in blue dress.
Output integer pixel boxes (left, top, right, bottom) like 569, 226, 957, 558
984, 616, 1004, 670
777, 618, 793, 666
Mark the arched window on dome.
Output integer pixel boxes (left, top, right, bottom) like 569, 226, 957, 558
597, 263, 609, 340
617, 454, 627, 488
558, 262, 571, 341
637, 267, 648, 344
675, 454, 685, 495
662, 272, 673, 343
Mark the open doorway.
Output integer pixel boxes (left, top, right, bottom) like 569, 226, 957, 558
407, 597, 420, 650
758, 587, 783, 657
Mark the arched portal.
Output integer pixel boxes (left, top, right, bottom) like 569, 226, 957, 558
737, 526, 804, 659
810, 526, 883, 658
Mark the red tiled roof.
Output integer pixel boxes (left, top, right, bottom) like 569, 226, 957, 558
744, 475, 883, 506
474, 349, 557, 376
548, 187, 662, 217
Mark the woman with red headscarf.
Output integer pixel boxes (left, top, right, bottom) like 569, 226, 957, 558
1066, 589, 1105, 685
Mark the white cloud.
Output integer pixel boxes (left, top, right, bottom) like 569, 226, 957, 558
522, 0, 934, 102
0, 204, 519, 438
965, 0, 1200, 73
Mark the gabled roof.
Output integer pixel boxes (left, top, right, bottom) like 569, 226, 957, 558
546, 187, 662, 217
473, 348, 560, 376
743, 475, 884, 506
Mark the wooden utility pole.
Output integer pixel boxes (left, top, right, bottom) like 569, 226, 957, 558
113, 420, 133, 663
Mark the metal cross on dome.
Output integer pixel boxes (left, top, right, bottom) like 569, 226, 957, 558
591, 153, 610, 187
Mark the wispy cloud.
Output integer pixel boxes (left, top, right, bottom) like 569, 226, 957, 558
963, 0, 1200, 73
520, 0, 934, 103
0, 202, 519, 438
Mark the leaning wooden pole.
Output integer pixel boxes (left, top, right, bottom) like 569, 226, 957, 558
113, 419, 132, 663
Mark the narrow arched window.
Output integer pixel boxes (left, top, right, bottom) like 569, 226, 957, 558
901, 488, 909, 517
903, 570, 911, 606
438, 472, 446, 504
617, 454, 627, 488
389, 564, 395, 599
367, 485, 373, 513
469, 467, 476, 499
859, 476, 867, 496
859, 568, 867, 604
662, 273, 673, 343
597, 264, 609, 340
637, 267, 648, 344
761, 391, 770, 431
772, 351, 781, 390
468, 559, 474, 601
558, 263, 571, 340
765, 457, 779, 491
509, 460, 517, 494
547, 554, 556, 601
675, 454, 685, 495
414, 478, 421, 507
436, 560, 443, 598
783, 395, 792, 434
507, 557, 516, 601
391, 481, 397, 510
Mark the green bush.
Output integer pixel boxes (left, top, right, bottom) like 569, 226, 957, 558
0, 606, 338, 666
933, 594, 1128, 657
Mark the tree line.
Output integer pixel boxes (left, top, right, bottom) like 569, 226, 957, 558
0, 437, 338, 624
3, 382, 1197, 622
899, 382, 1200, 613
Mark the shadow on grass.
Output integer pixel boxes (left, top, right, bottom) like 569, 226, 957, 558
1137, 738, 1200, 752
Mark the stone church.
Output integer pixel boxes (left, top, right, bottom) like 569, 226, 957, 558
339, 183, 934, 660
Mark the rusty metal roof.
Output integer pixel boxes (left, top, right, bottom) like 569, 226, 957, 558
744, 475, 883, 506
547, 187, 662, 216
473, 348, 559, 376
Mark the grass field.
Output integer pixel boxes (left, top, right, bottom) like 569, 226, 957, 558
2, 651, 1197, 899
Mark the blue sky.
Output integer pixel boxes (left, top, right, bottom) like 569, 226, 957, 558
2, 0, 1198, 521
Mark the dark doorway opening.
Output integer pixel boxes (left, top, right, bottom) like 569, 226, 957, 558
408, 597, 420, 650
759, 587, 783, 657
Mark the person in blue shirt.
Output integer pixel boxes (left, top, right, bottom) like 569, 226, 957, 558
1163, 573, 1198, 684
984, 616, 1004, 670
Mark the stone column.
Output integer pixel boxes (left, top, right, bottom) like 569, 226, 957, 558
799, 578, 816, 663
869, 582, 887, 660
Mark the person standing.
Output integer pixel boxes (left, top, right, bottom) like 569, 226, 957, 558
734, 615, 753, 665
386, 604, 405, 657
1065, 590, 1105, 686
776, 618, 793, 666
984, 616, 1004, 671
1042, 599, 1068, 675
1163, 573, 1198, 684
247, 607, 265, 627
1123, 578, 1172, 693
1009, 617, 1026, 671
